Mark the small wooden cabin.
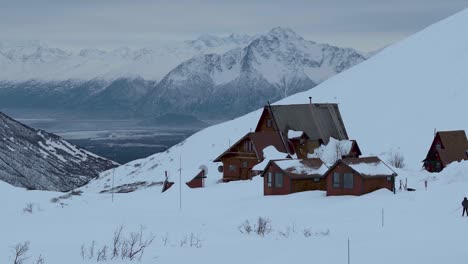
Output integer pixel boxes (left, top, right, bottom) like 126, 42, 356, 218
262, 158, 329, 195
423, 130, 468, 172
213, 131, 286, 182
186, 169, 207, 188
324, 157, 397, 196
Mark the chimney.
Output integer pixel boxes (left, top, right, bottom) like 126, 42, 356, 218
309, 96, 312, 104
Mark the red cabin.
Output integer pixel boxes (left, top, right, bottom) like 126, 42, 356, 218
423, 130, 468, 172
262, 158, 329, 195
324, 157, 397, 196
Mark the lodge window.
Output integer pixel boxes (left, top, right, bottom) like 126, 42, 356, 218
228, 164, 237, 172
332, 172, 341, 188
267, 172, 273, 187
242, 161, 248, 168
313, 178, 320, 182
436, 144, 441, 150
275, 172, 283, 188
435, 162, 441, 170
244, 141, 253, 152
343, 173, 354, 189
387, 176, 392, 181
266, 119, 272, 128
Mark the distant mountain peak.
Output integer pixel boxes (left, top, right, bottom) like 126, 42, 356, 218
266, 27, 304, 41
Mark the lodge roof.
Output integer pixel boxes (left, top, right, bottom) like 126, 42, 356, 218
259, 104, 349, 144
261, 158, 329, 179
434, 130, 468, 165
325, 156, 397, 178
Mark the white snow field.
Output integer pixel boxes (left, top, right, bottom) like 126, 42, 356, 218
1, 163, 468, 263
2, 7, 468, 264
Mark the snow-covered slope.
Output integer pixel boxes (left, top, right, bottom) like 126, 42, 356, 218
0, 112, 117, 191
1, 160, 468, 263
85, 9, 468, 192
140, 27, 365, 118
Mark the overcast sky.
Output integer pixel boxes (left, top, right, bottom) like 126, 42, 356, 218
1, 0, 467, 51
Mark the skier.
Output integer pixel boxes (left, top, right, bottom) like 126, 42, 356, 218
462, 197, 468, 217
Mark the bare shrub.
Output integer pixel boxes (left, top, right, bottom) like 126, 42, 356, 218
303, 228, 313, 238
111, 225, 123, 259
81, 226, 155, 262
23, 203, 34, 214
179, 235, 187, 247
277, 228, 290, 238
96, 246, 107, 262
11, 241, 45, 264
12, 241, 30, 264
161, 233, 169, 246
189, 233, 202, 248
34, 255, 45, 264
255, 217, 272, 237
238, 220, 253, 234
388, 152, 405, 168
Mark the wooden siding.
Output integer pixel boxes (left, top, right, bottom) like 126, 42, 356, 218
255, 108, 276, 132
325, 162, 394, 196
325, 163, 363, 196
263, 163, 325, 195
424, 134, 444, 172
222, 156, 259, 182
263, 163, 291, 195
291, 178, 326, 193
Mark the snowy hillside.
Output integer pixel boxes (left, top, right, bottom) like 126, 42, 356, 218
1, 161, 468, 263
0, 112, 117, 191
85, 8, 468, 192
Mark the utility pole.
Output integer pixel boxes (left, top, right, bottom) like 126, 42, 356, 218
112, 168, 115, 203
179, 155, 182, 211
382, 208, 384, 228
347, 238, 350, 264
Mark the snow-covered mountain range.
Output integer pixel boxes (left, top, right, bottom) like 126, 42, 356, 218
0, 112, 117, 191
0, 27, 366, 119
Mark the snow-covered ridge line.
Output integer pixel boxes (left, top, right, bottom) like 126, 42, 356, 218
0, 27, 364, 82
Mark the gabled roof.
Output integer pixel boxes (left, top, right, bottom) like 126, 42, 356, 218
435, 130, 468, 165
325, 157, 397, 178
213, 131, 286, 162
257, 104, 349, 144
261, 158, 329, 179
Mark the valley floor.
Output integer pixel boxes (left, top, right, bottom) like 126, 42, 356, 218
1, 162, 467, 264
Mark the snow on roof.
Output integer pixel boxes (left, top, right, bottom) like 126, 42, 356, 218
252, 145, 288, 171
308, 137, 354, 165
288, 130, 303, 139
275, 159, 328, 176
344, 158, 396, 177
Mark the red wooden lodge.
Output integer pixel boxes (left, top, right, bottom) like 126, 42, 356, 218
423, 130, 468, 172
214, 103, 349, 182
